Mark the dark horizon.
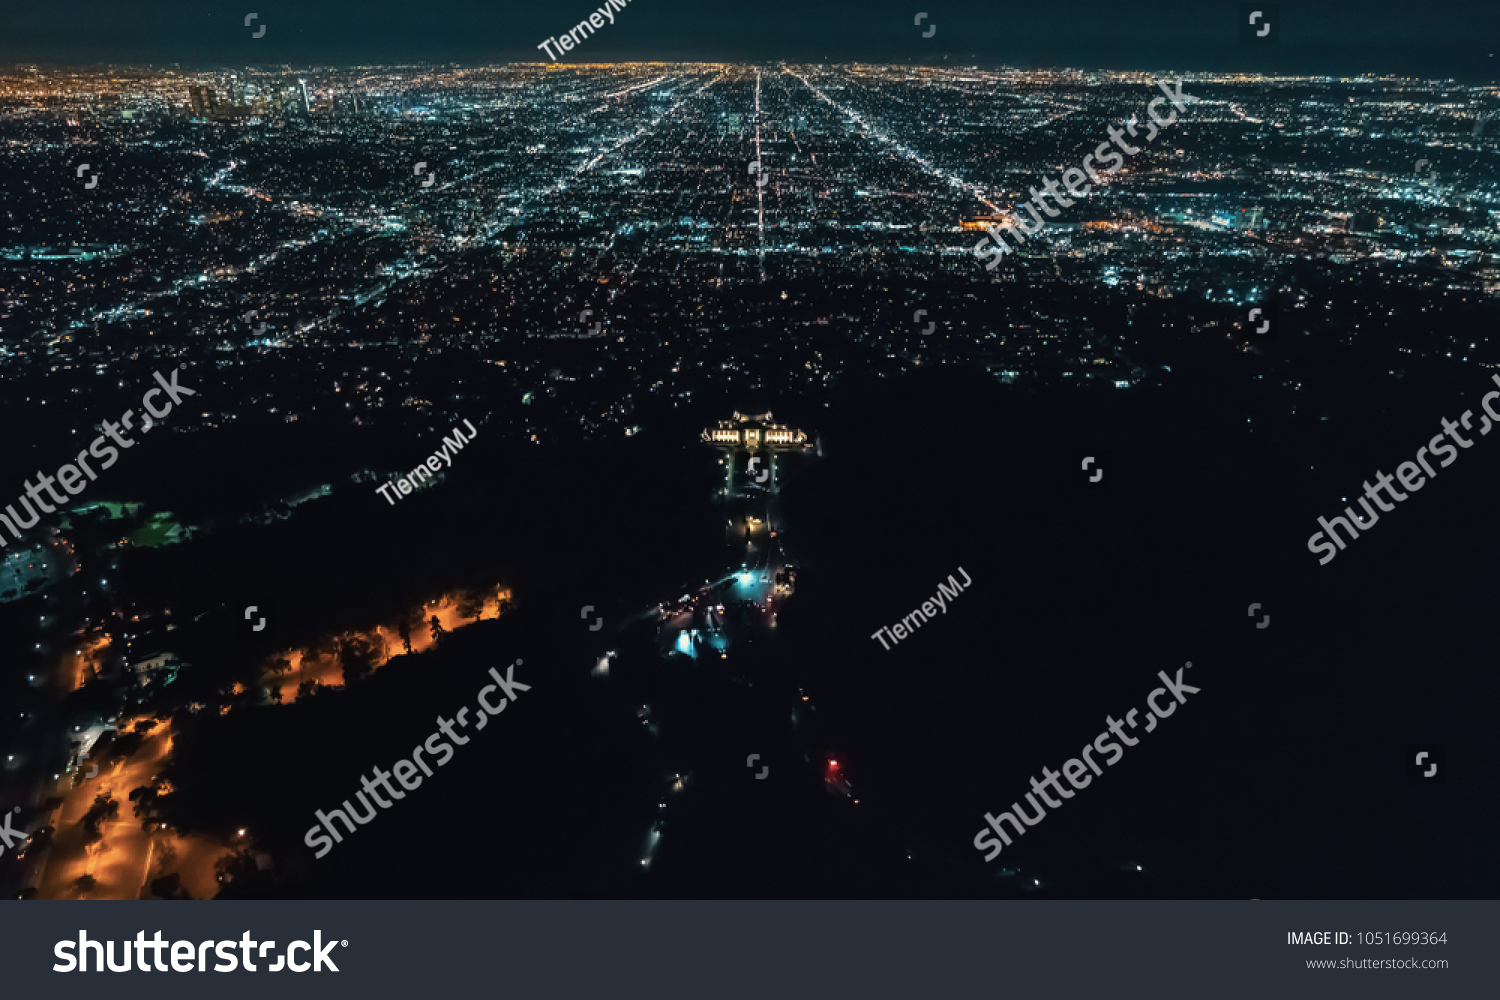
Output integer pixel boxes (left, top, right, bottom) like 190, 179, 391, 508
3, 1, 1498, 82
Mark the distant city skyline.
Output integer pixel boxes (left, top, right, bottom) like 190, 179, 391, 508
4, 1, 1499, 81
1, 10, 1497, 903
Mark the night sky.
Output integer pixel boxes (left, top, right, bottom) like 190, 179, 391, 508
4, 0, 1497, 79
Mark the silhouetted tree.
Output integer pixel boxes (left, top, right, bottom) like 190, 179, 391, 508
150, 872, 190, 900
82, 793, 118, 843
133, 784, 171, 833
339, 633, 379, 686
306, 635, 338, 664
215, 849, 256, 883
428, 615, 445, 641
396, 619, 412, 654
112, 730, 145, 757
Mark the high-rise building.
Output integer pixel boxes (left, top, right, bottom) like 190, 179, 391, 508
299, 78, 312, 115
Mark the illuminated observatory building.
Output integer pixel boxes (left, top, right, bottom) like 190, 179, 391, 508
701, 412, 811, 452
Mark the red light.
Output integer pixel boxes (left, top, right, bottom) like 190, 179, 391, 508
828, 759, 838, 767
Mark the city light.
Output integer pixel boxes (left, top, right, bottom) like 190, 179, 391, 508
1, 41, 1490, 917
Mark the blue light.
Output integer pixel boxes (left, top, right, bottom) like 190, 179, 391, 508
676, 632, 693, 654
738, 572, 753, 585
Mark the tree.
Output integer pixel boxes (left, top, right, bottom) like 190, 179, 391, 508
215, 850, 253, 880
214, 849, 262, 894
339, 633, 379, 686
71, 874, 98, 895
428, 615, 445, 641
457, 593, 484, 622
296, 679, 322, 700
150, 872, 190, 900
396, 619, 413, 654
269, 684, 282, 704
131, 781, 173, 834
306, 634, 339, 664
82, 792, 119, 843
112, 730, 145, 757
